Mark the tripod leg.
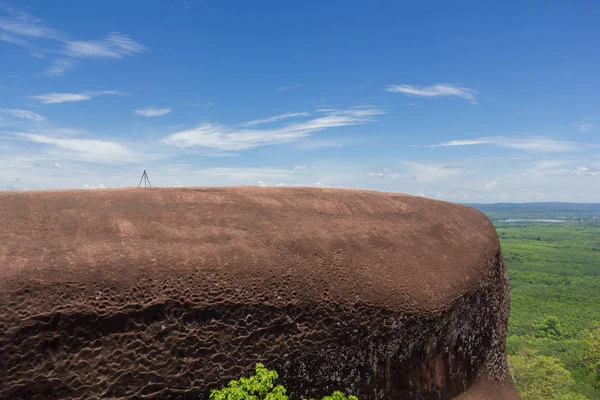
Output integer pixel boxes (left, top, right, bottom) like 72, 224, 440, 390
138, 173, 144, 188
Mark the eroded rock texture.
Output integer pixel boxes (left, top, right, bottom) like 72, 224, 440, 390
0, 187, 518, 399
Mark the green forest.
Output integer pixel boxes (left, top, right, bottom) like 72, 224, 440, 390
470, 203, 600, 399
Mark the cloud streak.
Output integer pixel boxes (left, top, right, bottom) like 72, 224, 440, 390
403, 162, 465, 182
14, 132, 138, 163
572, 166, 600, 177
161, 107, 384, 151
134, 107, 172, 117
0, 6, 146, 76
430, 136, 578, 152
241, 112, 310, 127
29, 90, 126, 104
44, 59, 76, 77
0, 6, 62, 39
0, 108, 46, 123
64, 33, 147, 59
386, 83, 477, 102
573, 115, 599, 132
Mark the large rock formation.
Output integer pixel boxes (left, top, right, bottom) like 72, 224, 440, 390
0, 187, 518, 399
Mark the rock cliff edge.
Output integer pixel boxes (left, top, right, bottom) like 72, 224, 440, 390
0, 187, 519, 399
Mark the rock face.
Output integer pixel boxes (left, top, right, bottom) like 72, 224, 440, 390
0, 187, 519, 399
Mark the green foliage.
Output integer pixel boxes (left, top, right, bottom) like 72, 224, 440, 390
584, 324, 600, 389
317, 391, 358, 400
209, 364, 287, 400
481, 213, 600, 399
508, 348, 587, 400
534, 316, 564, 339
209, 364, 358, 400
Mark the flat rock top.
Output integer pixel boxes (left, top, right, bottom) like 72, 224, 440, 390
0, 187, 499, 312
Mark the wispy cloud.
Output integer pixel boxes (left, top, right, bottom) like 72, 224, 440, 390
29, 90, 126, 104
403, 162, 465, 182
64, 33, 147, 59
534, 160, 571, 169
161, 107, 384, 151
30, 93, 90, 104
484, 181, 499, 189
0, 30, 34, 48
296, 138, 353, 150
575, 123, 595, 132
14, 132, 138, 163
177, 101, 215, 108
386, 83, 477, 102
241, 112, 310, 127
572, 115, 599, 132
276, 84, 303, 92
0, 108, 46, 123
430, 136, 578, 152
44, 59, 76, 77
134, 107, 172, 117
0, 6, 61, 39
0, 6, 146, 76
572, 166, 600, 177
31, 127, 86, 136
366, 167, 399, 180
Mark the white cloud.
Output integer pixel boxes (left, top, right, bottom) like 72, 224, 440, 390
36, 128, 86, 136
64, 32, 147, 59
0, 31, 34, 48
293, 164, 310, 170
178, 101, 215, 107
1, 6, 146, 76
575, 123, 595, 132
484, 181, 499, 189
134, 107, 172, 117
573, 115, 599, 132
366, 168, 399, 180
572, 166, 600, 177
44, 59, 76, 77
0, 108, 46, 123
403, 162, 464, 182
296, 138, 353, 150
83, 184, 105, 189
386, 84, 477, 102
161, 107, 384, 151
30, 93, 90, 104
431, 136, 578, 152
241, 112, 310, 127
534, 160, 570, 169
14, 133, 138, 163
0, 7, 61, 39
29, 90, 126, 104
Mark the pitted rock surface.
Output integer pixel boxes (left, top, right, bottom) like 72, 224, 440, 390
0, 187, 519, 399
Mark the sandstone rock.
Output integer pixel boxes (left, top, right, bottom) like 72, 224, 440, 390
0, 187, 519, 399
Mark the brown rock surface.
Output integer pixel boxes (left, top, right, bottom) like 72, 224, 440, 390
0, 187, 518, 399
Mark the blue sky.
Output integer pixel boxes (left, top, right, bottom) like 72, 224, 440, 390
1, 0, 599, 202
